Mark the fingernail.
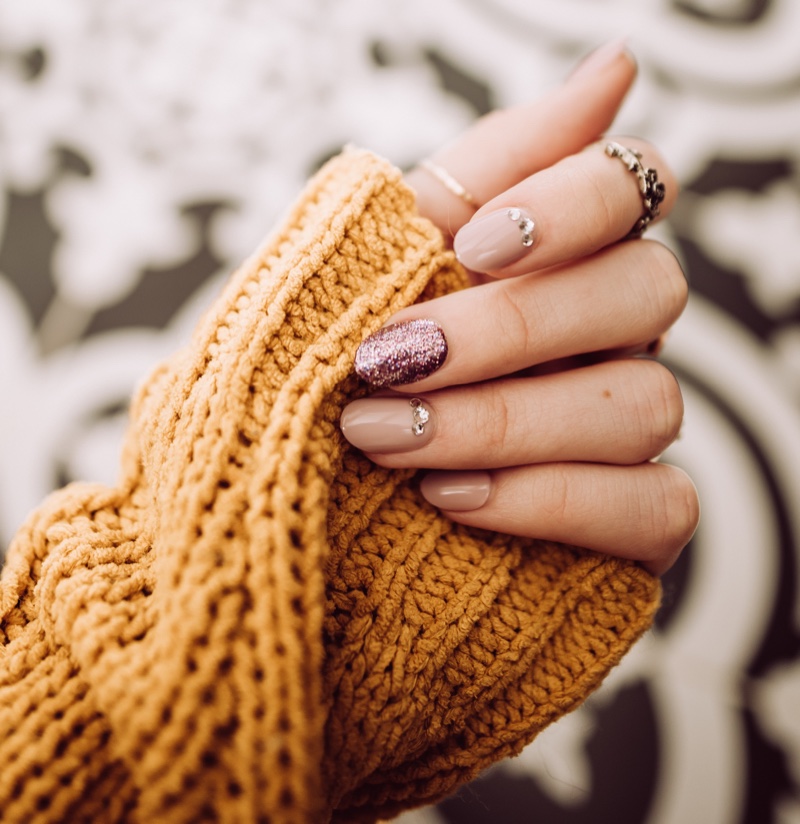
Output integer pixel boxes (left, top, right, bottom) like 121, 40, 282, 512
569, 38, 633, 83
340, 396, 434, 452
420, 471, 492, 511
355, 319, 448, 387
453, 207, 537, 272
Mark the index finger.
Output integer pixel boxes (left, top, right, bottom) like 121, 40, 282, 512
452, 137, 677, 278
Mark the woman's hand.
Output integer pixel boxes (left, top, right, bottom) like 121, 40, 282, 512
340, 42, 699, 576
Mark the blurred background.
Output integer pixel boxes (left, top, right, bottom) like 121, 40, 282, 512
1, 1, 799, 822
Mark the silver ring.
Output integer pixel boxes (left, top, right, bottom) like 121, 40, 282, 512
604, 141, 666, 238
418, 159, 478, 208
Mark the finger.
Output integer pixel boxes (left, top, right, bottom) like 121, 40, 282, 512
341, 359, 683, 469
354, 240, 687, 391
519, 332, 670, 377
405, 41, 637, 237
452, 137, 676, 277
419, 462, 700, 576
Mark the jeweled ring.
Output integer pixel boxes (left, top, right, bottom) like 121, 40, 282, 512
418, 159, 478, 208
604, 141, 666, 238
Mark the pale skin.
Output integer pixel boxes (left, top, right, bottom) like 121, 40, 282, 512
341, 42, 700, 576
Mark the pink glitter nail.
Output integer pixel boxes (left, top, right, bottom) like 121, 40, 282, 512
354, 319, 448, 387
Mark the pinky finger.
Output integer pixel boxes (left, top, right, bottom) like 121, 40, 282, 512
420, 462, 699, 576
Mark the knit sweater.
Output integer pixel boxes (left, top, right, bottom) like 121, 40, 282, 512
0, 148, 661, 823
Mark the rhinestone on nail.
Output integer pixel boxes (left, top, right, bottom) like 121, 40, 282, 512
410, 398, 430, 436
507, 208, 536, 247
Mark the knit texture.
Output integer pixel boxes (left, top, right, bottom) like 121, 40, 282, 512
0, 148, 661, 823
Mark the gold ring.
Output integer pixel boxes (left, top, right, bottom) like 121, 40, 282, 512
418, 159, 478, 208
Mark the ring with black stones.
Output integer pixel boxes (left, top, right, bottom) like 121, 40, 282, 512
605, 141, 666, 238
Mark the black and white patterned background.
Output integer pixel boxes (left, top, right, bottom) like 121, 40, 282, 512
1, 2, 799, 822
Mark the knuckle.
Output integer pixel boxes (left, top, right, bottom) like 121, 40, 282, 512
613, 361, 684, 462
487, 388, 513, 453
469, 383, 514, 456
638, 241, 689, 323
640, 361, 685, 456
666, 468, 701, 550
645, 466, 700, 566
427, 384, 518, 469
541, 464, 574, 523
565, 164, 616, 242
490, 284, 535, 363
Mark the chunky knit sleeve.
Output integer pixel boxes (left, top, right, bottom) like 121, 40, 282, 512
0, 148, 661, 824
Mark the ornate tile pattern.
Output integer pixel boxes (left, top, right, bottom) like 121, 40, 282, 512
2, 2, 799, 821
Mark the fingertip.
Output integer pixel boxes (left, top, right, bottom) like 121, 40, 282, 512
640, 464, 700, 575
560, 40, 638, 140
673, 465, 701, 546
568, 38, 637, 86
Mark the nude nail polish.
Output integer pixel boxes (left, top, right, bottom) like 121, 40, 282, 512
453, 208, 537, 272
340, 397, 433, 453
569, 38, 633, 83
420, 471, 492, 511
355, 319, 448, 387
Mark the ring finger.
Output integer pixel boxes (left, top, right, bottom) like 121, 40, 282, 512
341, 358, 683, 469
354, 239, 687, 392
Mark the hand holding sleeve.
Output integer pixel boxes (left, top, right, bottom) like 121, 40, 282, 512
0, 148, 660, 824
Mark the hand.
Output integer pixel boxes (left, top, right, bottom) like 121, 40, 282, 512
340, 42, 699, 576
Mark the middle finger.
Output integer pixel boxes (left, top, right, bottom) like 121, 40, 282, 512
353, 239, 687, 392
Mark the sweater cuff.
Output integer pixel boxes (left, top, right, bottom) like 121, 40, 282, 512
0, 148, 660, 824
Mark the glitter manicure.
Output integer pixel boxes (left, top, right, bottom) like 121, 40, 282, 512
354, 319, 448, 387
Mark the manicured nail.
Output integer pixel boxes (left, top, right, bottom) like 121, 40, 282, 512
453, 207, 537, 272
420, 471, 491, 511
340, 396, 433, 453
569, 38, 633, 83
355, 319, 448, 387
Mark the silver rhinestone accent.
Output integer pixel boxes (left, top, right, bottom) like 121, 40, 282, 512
410, 398, 430, 436
507, 208, 535, 248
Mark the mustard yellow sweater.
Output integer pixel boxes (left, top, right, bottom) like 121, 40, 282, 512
0, 149, 660, 823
